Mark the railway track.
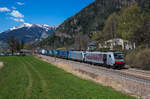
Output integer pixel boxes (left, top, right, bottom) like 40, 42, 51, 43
67, 59, 150, 85
124, 68, 150, 77
36, 54, 150, 85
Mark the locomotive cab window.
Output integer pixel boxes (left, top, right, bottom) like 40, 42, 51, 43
114, 53, 123, 59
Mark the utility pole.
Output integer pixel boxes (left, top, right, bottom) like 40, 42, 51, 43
54, 40, 56, 62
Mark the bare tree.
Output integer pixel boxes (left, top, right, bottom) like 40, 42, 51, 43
21, 40, 25, 49
74, 33, 80, 50
15, 39, 21, 52
6, 36, 23, 53
81, 34, 89, 51
74, 33, 89, 50
7, 36, 16, 54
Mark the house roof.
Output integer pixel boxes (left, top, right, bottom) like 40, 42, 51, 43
88, 41, 96, 46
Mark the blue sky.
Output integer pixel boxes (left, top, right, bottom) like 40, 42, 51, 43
0, 0, 94, 32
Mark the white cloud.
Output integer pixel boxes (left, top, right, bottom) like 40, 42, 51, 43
16, 2, 24, 5
10, 17, 24, 22
13, 18, 24, 22
0, 7, 10, 12
12, 6, 16, 9
10, 10, 24, 18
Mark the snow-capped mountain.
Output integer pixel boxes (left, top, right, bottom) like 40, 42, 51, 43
9, 23, 33, 31
0, 23, 57, 44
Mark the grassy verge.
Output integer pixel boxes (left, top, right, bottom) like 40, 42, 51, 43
0, 56, 135, 99
126, 48, 150, 70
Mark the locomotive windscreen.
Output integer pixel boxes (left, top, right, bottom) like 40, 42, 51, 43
114, 53, 124, 59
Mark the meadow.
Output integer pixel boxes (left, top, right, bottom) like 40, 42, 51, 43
0, 56, 135, 99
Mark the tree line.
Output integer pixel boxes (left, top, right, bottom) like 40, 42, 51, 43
7, 36, 24, 54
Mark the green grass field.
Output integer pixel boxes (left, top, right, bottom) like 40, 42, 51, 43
0, 56, 135, 99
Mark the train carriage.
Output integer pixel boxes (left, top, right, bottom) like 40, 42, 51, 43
41, 49, 46, 55
59, 50, 68, 59
68, 51, 84, 61
56, 50, 68, 59
49, 50, 55, 56
38, 50, 42, 54
51, 50, 55, 56
45, 49, 50, 56
56, 50, 60, 57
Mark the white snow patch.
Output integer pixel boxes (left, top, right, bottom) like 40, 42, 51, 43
10, 23, 32, 31
8, 23, 57, 31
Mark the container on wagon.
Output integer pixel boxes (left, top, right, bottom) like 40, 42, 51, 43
68, 51, 84, 61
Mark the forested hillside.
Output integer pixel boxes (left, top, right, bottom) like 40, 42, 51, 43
92, 3, 150, 49
39, 0, 149, 50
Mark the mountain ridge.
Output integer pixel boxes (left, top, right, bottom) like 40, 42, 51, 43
0, 23, 57, 45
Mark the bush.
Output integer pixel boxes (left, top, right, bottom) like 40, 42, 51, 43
126, 49, 150, 70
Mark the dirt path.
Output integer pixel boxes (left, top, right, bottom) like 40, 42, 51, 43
0, 62, 3, 68
22, 59, 33, 98
23, 57, 49, 99
14, 57, 34, 98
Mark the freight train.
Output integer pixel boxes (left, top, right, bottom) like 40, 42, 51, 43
38, 49, 125, 69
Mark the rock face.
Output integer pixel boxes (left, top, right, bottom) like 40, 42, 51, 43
0, 23, 57, 43
41, 0, 148, 48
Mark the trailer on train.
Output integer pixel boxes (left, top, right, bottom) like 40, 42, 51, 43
68, 51, 84, 61
45, 49, 50, 55
56, 50, 68, 59
41, 49, 46, 55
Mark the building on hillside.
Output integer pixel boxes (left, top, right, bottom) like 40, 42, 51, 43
88, 38, 136, 51
99, 38, 136, 50
87, 41, 96, 51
